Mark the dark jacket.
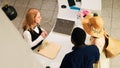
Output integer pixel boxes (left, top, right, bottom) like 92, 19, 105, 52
60, 45, 100, 68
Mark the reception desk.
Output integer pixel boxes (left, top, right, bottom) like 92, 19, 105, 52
34, 0, 101, 68
34, 1, 81, 68
0, 0, 101, 68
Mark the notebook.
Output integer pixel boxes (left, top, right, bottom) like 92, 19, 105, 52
37, 41, 61, 59
53, 18, 75, 35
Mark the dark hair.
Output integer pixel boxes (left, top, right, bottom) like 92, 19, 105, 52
71, 27, 86, 46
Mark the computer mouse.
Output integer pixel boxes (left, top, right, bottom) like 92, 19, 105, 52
61, 5, 66, 8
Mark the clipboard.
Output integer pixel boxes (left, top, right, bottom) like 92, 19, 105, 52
37, 41, 61, 59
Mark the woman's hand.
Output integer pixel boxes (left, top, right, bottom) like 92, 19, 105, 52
41, 31, 47, 38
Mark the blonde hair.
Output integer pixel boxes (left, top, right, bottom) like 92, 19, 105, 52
22, 8, 40, 30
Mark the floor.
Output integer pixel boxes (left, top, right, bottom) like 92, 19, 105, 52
0, 0, 120, 68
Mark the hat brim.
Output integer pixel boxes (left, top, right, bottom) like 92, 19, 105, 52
82, 19, 104, 38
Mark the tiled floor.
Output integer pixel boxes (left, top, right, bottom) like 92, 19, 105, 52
0, 0, 120, 68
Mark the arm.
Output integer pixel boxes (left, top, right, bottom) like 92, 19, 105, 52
94, 45, 100, 63
23, 31, 44, 47
89, 45, 100, 63
41, 27, 48, 38
90, 36, 105, 53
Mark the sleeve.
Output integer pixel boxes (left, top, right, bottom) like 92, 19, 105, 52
90, 36, 105, 53
23, 31, 44, 47
86, 45, 100, 64
92, 45, 100, 63
60, 54, 72, 68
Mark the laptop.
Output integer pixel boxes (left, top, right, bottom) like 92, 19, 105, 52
53, 18, 75, 35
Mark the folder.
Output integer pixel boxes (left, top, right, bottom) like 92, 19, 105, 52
37, 41, 61, 59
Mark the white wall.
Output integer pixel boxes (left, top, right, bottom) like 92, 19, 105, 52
81, 0, 101, 10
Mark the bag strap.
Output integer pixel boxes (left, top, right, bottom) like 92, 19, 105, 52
103, 31, 109, 58
103, 31, 109, 48
104, 31, 109, 38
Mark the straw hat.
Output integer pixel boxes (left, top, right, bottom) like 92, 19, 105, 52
82, 13, 104, 38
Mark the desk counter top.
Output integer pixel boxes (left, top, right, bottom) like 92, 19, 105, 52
34, 0, 100, 68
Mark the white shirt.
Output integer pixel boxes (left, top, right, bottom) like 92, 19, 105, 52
23, 26, 45, 47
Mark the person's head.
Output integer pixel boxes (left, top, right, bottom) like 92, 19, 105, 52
71, 27, 86, 46
22, 8, 42, 30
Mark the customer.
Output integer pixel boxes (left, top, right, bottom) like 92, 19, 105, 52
22, 8, 47, 50
82, 13, 110, 68
60, 27, 100, 68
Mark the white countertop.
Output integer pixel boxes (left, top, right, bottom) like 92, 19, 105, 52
34, 0, 101, 68
0, 0, 101, 68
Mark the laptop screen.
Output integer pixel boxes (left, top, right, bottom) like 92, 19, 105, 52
53, 18, 75, 35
